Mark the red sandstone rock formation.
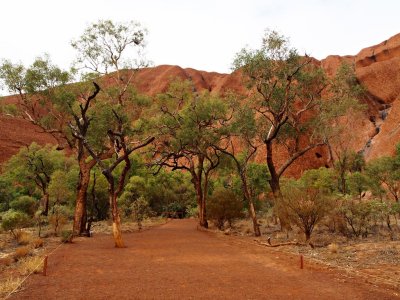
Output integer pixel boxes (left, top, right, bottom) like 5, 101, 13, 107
0, 116, 57, 163
353, 34, 400, 159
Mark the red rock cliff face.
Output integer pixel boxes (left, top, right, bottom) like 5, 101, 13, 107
1, 33, 400, 174
316, 34, 400, 162
354, 33, 400, 159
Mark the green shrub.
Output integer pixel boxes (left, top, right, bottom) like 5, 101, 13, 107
207, 187, 244, 230
340, 198, 383, 237
119, 176, 146, 217
9, 196, 37, 216
280, 181, 335, 241
131, 196, 153, 229
346, 172, 372, 200
186, 205, 199, 218
1, 210, 30, 238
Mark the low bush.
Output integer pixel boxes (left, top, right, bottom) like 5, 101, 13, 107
1, 210, 31, 238
340, 198, 386, 237
131, 196, 153, 229
207, 187, 244, 230
9, 196, 37, 217
280, 181, 335, 241
13, 246, 31, 261
186, 205, 198, 218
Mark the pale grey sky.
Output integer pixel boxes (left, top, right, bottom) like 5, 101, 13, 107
0, 0, 399, 74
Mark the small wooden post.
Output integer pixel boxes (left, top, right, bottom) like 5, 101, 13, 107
43, 256, 48, 276
300, 255, 304, 269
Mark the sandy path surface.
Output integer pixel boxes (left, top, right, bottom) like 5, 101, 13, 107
11, 219, 399, 299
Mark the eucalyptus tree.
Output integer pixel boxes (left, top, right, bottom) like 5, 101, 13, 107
71, 19, 147, 105
70, 19, 148, 237
233, 31, 327, 200
0, 57, 113, 235
71, 20, 153, 247
154, 80, 229, 228
70, 107, 154, 247
233, 30, 362, 201
212, 103, 264, 236
0, 58, 86, 222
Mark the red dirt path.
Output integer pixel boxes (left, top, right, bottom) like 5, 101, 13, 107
11, 219, 399, 299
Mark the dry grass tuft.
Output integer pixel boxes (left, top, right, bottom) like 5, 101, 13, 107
16, 231, 32, 245
13, 246, 31, 261
18, 256, 44, 276
310, 234, 333, 247
31, 238, 44, 249
327, 243, 339, 254
0, 277, 23, 298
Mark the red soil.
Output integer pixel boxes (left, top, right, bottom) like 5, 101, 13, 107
11, 219, 399, 299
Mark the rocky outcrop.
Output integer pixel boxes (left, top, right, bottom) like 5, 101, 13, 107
353, 33, 400, 159
318, 34, 400, 161
355, 33, 400, 109
321, 55, 354, 77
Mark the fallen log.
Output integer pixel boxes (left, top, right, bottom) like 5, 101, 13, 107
258, 241, 303, 247
254, 237, 307, 247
